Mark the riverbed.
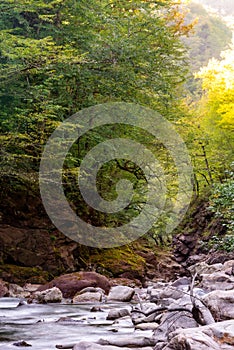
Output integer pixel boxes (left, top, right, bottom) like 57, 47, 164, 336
0, 298, 151, 350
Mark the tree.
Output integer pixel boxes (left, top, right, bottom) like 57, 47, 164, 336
0, 0, 192, 238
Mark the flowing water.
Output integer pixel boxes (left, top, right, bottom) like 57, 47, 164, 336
0, 298, 151, 350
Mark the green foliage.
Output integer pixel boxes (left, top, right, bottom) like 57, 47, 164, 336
201, 234, 234, 253
208, 168, 234, 235
0, 0, 192, 238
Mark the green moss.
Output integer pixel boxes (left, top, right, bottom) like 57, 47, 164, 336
0, 264, 52, 285
90, 245, 146, 276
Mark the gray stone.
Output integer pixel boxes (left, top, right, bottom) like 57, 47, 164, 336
33, 287, 63, 303
201, 271, 234, 291
202, 290, 234, 320
153, 310, 198, 344
135, 322, 159, 330
161, 320, 234, 350
73, 291, 103, 303
8, 284, 30, 298
188, 261, 223, 275
171, 277, 191, 288
97, 336, 156, 347
72, 342, 153, 350
107, 286, 135, 302
107, 308, 130, 320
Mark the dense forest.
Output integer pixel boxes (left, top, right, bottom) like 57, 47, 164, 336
0, 0, 233, 281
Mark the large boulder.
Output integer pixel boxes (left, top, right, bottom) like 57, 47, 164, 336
202, 290, 234, 321
161, 320, 234, 350
37, 272, 110, 298
200, 271, 234, 291
153, 310, 198, 348
188, 261, 223, 275
107, 285, 135, 302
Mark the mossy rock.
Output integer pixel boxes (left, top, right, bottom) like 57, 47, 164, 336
0, 264, 52, 285
89, 245, 146, 279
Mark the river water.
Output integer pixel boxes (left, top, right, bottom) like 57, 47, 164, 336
0, 298, 151, 350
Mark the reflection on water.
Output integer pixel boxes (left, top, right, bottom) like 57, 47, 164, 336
0, 298, 151, 350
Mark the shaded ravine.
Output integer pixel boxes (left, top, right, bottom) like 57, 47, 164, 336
0, 298, 152, 350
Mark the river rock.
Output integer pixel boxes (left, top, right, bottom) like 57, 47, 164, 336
223, 260, 234, 273
131, 302, 160, 325
135, 322, 159, 330
158, 285, 187, 300
171, 276, 191, 287
153, 309, 198, 347
107, 308, 130, 320
0, 279, 8, 297
162, 320, 234, 350
13, 340, 32, 347
188, 261, 223, 275
23, 283, 42, 293
37, 272, 110, 298
8, 283, 30, 298
97, 336, 156, 347
107, 285, 135, 302
200, 271, 234, 291
73, 342, 152, 350
202, 290, 234, 321
33, 287, 63, 303
73, 291, 103, 303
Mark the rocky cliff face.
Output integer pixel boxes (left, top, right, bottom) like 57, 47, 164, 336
173, 198, 234, 267
1, 176, 229, 286
0, 176, 184, 285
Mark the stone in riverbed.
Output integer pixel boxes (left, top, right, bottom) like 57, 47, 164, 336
37, 272, 110, 298
135, 322, 159, 330
200, 271, 234, 291
0, 279, 8, 297
202, 290, 234, 321
107, 285, 135, 302
153, 309, 198, 345
72, 342, 153, 350
106, 308, 130, 320
97, 336, 156, 347
33, 287, 63, 303
13, 340, 32, 347
160, 320, 234, 350
8, 283, 30, 298
73, 291, 103, 303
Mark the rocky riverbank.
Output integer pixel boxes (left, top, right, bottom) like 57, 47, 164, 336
1, 259, 234, 349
